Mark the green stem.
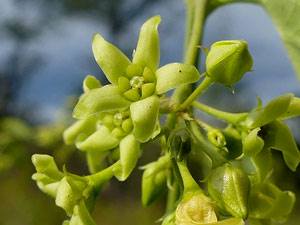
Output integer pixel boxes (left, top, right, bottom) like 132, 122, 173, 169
184, 0, 207, 65
166, 182, 180, 212
193, 101, 248, 125
87, 161, 120, 193
177, 160, 201, 194
189, 121, 227, 168
180, 76, 213, 110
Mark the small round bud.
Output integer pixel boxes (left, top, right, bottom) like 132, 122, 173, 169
206, 40, 253, 86
167, 128, 192, 162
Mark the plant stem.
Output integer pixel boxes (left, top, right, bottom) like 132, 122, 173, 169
193, 101, 248, 124
189, 121, 227, 168
87, 161, 120, 193
184, 0, 207, 65
180, 76, 213, 110
166, 182, 180, 212
177, 160, 201, 194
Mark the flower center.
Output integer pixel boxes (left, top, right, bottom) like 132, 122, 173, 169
113, 113, 123, 126
130, 76, 144, 89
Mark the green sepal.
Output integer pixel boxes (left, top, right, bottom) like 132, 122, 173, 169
242, 128, 264, 157
73, 85, 130, 119
263, 120, 300, 171
208, 163, 250, 219
278, 96, 300, 120
92, 34, 131, 85
249, 183, 295, 221
63, 115, 102, 145
114, 134, 140, 181
246, 94, 293, 129
132, 15, 161, 72
141, 155, 169, 206
130, 96, 160, 142
155, 63, 200, 94
75, 125, 119, 152
69, 200, 96, 225
83, 75, 101, 93
161, 211, 175, 225
206, 40, 253, 86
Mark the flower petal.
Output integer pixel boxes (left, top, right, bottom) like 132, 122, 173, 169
63, 115, 102, 145
155, 63, 200, 94
73, 85, 130, 119
83, 75, 101, 93
278, 96, 300, 120
246, 93, 293, 128
264, 120, 300, 171
92, 34, 131, 85
242, 128, 264, 157
132, 15, 161, 72
130, 96, 159, 142
75, 125, 119, 152
115, 134, 140, 181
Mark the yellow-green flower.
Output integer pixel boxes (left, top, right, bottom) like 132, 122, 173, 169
72, 15, 200, 143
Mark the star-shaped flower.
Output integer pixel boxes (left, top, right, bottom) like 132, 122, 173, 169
72, 15, 200, 143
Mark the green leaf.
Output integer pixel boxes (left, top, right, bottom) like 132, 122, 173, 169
115, 134, 140, 181
132, 15, 161, 72
242, 128, 264, 157
73, 85, 130, 119
278, 97, 300, 120
264, 120, 300, 171
155, 63, 200, 94
130, 96, 160, 142
247, 94, 293, 128
92, 34, 131, 85
75, 126, 119, 152
258, 0, 300, 81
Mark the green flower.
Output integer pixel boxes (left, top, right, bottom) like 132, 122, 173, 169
72, 15, 200, 143
240, 94, 300, 172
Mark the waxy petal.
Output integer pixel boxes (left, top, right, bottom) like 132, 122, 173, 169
264, 120, 300, 171
132, 15, 161, 72
130, 96, 160, 142
92, 34, 131, 85
246, 94, 293, 128
75, 125, 119, 152
242, 128, 264, 157
73, 85, 130, 119
63, 114, 103, 145
155, 63, 200, 94
83, 75, 101, 93
115, 134, 141, 181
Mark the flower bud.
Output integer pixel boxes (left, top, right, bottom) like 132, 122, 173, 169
206, 40, 253, 87
175, 191, 218, 225
141, 155, 169, 206
208, 163, 250, 219
168, 128, 192, 162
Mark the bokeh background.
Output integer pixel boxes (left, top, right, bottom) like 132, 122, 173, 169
0, 0, 299, 224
